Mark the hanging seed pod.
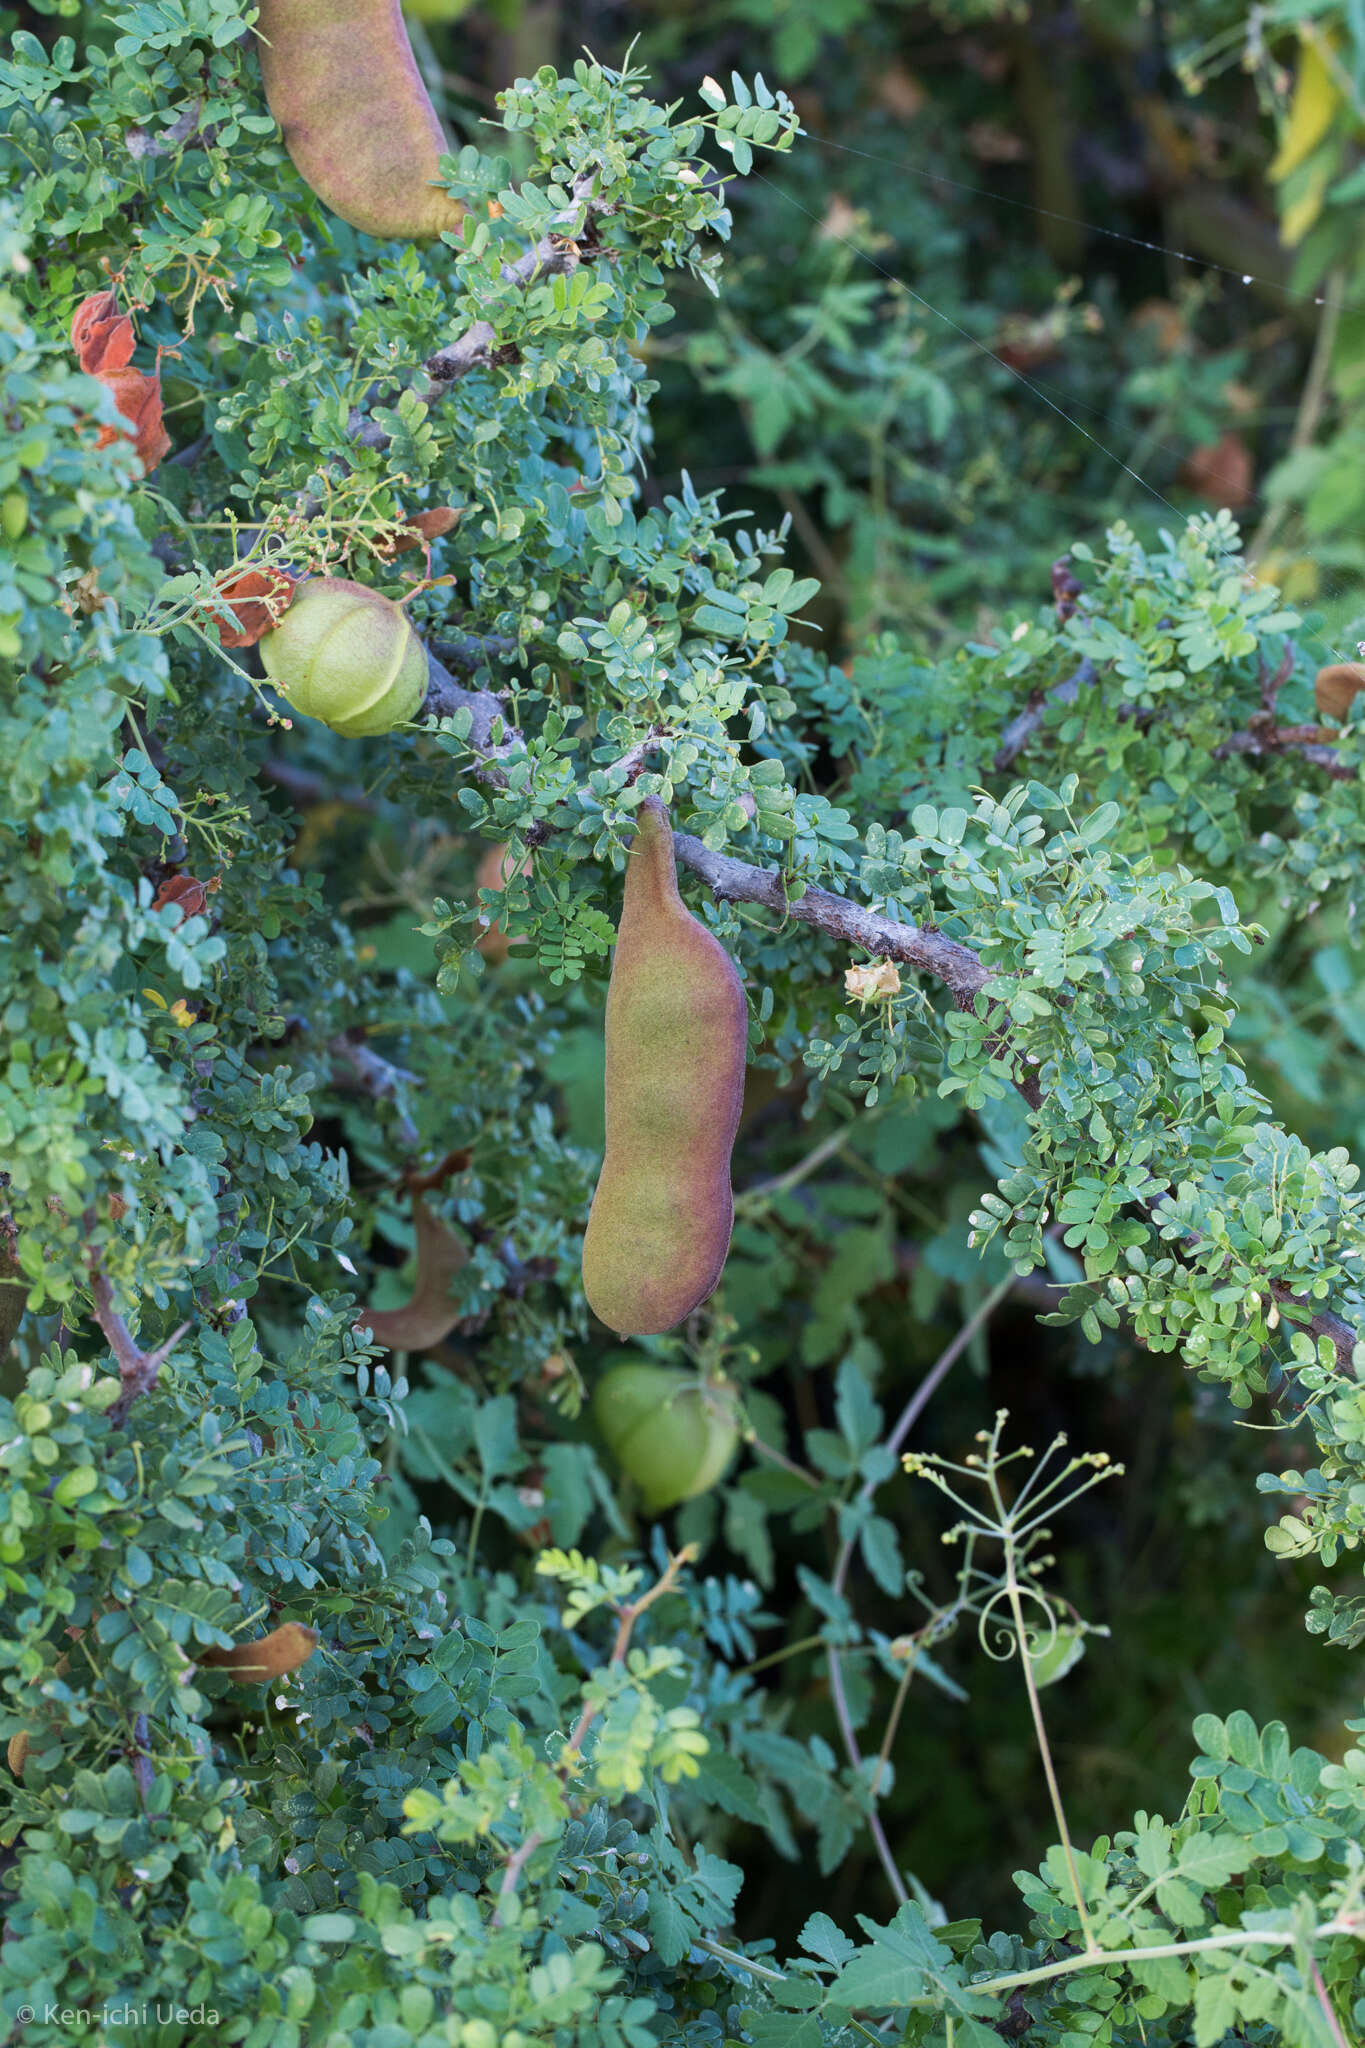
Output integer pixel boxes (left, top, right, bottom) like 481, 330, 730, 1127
257, 577, 428, 736
254, 0, 465, 240
581, 799, 747, 1336
594, 1362, 740, 1513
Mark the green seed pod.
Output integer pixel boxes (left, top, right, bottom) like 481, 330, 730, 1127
594, 1362, 740, 1512
258, 577, 427, 737
581, 798, 746, 1335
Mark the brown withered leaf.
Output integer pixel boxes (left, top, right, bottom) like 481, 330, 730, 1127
375, 506, 463, 557
356, 1194, 470, 1351
211, 565, 296, 648
1179, 430, 1254, 511
1315, 662, 1365, 721
200, 1621, 319, 1683
72, 568, 111, 615
153, 873, 210, 923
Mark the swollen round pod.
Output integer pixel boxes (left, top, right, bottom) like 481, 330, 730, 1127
257, 577, 428, 737
594, 1362, 740, 1513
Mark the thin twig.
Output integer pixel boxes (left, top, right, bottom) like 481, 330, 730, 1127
86, 1258, 190, 1428
327, 1035, 419, 1150
1211, 722, 1356, 780
1309, 1954, 1350, 2048
671, 833, 990, 1009
735, 1124, 852, 1209
421, 169, 614, 396
994, 661, 1096, 774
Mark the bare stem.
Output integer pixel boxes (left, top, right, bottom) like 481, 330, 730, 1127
86, 1254, 190, 1428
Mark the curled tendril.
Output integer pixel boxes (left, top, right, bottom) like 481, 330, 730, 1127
976, 1581, 1061, 1665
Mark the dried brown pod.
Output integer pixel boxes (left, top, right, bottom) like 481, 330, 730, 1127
581, 799, 747, 1336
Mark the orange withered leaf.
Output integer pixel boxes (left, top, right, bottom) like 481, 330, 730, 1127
71, 290, 136, 375
211, 566, 296, 648
94, 363, 171, 474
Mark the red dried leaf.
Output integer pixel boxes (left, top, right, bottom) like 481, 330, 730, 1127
71, 291, 136, 375
212, 566, 296, 648
93, 364, 171, 474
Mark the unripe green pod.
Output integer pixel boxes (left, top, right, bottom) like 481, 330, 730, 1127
581, 798, 746, 1336
258, 577, 428, 737
255, 0, 465, 241
594, 1362, 740, 1512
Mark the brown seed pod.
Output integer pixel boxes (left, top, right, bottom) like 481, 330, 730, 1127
1314, 662, 1365, 722
254, 0, 466, 240
199, 1621, 320, 1683
581, 799, 747, 1336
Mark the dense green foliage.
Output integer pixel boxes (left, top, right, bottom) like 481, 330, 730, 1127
4, 2, 1365, 2044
